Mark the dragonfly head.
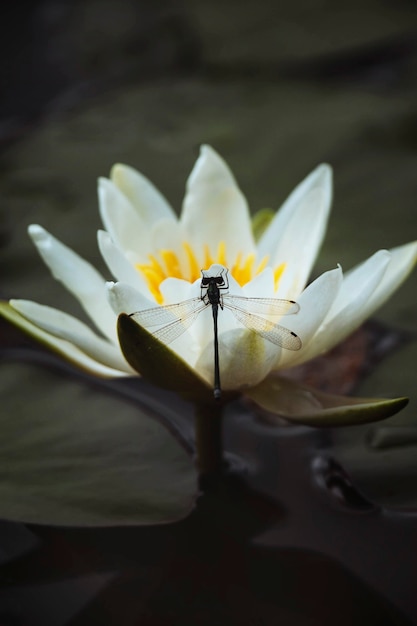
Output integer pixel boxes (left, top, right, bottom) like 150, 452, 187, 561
200, 266, 229, 289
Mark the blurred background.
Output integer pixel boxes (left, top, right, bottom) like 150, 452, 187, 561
1, 0, 417, 623
2, 0, 417, 495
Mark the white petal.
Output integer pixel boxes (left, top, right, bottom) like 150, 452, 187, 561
11, 299, 133, 374
241, 268, 275, 298
180, 145, 255, 262
98, 178, 150, 261
291, 249, 395, 364
106, 281, 156, 317
258, 164, 332, 297
151, 219, 184, 252
358, 240, 417, 316
196, 328, 276, 390
97, 230, 150, 295
277, 266, 343, 368
315, 242, 417, 355
28, 225, 117, 341
159, 276, 198, 305
3, 301, 130, 378
148, 219, 194, 279
110, 163, 176, 224
326, 250, 391, 322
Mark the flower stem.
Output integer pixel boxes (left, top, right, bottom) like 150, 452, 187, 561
194, 403, 224, 482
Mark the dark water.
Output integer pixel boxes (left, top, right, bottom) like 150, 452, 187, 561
0, 364, 416, 625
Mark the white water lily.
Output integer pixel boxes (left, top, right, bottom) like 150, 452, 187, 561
4, 145, 417, 395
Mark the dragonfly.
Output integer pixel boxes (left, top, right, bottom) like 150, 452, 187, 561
129, 267, 302, 400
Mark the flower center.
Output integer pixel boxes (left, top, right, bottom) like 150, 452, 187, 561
136, 241, 285, 303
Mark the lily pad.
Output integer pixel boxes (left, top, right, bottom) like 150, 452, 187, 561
0, 360, 197, 527
245, 375, 408, 427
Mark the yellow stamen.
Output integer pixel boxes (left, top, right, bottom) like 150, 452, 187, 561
135, 241, 286, 303
182, 242, 200, 283
138, 267, 164, 303
204, 244, 214, 269
217, 241, 227, 266
147, 254, 165, 278
241, 253, 255, 282
273, 262, 286, 291
231, 252, 249, 285
255, 255, 269, 275
160, 250, 182, 279
234, 251, 243, 268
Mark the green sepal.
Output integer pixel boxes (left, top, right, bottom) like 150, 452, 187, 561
245, 375, 409, 427
251, 208, 275, 241
118, 313, 225, 405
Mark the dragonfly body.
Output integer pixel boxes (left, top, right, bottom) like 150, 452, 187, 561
200, 270, 228, 399
129, 266, 301, 400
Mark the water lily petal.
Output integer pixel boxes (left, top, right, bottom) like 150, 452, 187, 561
29, 225, 116, 341
258, 164, 332, 298
359, 240, 417, 316
197, 327, 276, 391
98, 178, 151, 262
5, 148, 416, 404
278, 266, 343, 368
195, 266, 340, 390
159, 276, 199, 305
106, 281, 156, 317
0, 301, 128, 378
180, 145, 255, 263
10, 299, 133, 373
326, 249, 391, 320
242, 267, 275, 298
149, 219, 195, 279
296, 243, 416, 363
111, 163, 176, 224
97, 230, 150, 295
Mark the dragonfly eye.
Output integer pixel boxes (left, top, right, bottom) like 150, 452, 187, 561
215, 276, 225, 285
201, 277, 209, 286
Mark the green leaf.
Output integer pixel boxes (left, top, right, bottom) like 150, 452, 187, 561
245, 376, 409, 427
117, 313, 223, 404
0, 361, 198, 526
251, 208, 275, 241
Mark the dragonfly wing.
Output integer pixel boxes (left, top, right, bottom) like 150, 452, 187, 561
152, 304, 207, 344
130, 297, 203, 327
228, 306, 302, 350
130, 297, 207, 345
223, 294, 299, 316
